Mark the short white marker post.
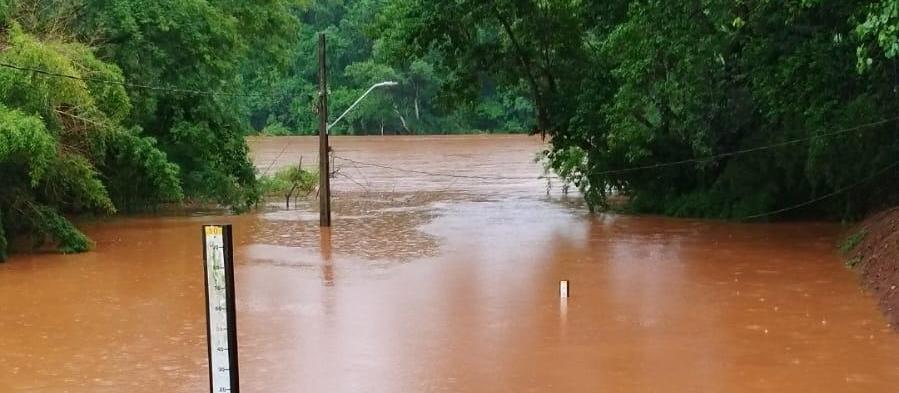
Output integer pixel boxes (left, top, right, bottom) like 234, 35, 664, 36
560, 280, 570, 298
203, 225, 240, 393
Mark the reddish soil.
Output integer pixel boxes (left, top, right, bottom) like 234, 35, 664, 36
847, 207, 899, 327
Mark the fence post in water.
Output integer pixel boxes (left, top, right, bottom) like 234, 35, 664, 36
560, 280, 570, 298
202, 225, 240, 393
318, 32, 332, 227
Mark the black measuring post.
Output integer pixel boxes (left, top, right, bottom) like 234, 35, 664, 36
202, 225, 240, 393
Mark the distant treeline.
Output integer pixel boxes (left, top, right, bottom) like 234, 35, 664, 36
378, 0, 899, 219
246, 0, 535, 136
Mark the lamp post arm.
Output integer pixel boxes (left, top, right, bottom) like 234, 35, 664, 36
328, 83, 391, 132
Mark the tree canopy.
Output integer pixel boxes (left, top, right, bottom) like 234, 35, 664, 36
0, 0, 301, 260
247, 0, 535, 135
378, 0, 899, 219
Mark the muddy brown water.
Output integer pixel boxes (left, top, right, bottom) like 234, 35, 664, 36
2, 135, 898, 392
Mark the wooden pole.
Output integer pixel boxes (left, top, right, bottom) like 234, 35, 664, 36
318, 33, 331, 227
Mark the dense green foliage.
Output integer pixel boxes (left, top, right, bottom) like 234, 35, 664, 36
379, 0, 899, 219
73, 0, 302, 208
247, 0, 534, 135
0, 19, 184, 259
0, 0, 301, 260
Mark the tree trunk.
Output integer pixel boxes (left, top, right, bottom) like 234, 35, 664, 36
492, 5, 548, 137
414, 87, 421, 121
285, 184, 297, 209
395, 106, 411, 133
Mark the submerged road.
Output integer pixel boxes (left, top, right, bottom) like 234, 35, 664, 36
1, 135, 898, 392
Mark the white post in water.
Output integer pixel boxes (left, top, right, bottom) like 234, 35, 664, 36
202, 225, 240, 393
560, 280, 570, 298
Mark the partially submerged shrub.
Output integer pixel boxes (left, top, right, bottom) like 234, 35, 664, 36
258, 165, 318, 208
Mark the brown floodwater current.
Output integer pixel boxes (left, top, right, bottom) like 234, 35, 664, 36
2, 135, 898, 392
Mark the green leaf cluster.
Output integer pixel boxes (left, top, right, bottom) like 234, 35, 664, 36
855, 0, 898, 69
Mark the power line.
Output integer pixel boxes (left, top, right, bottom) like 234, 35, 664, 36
0, 60, 294, 174
0, 61, 274, 99
742, 160, 899, 220
594, 116, 899, 176
0, 61, 306, 175
260, 139, 294, 176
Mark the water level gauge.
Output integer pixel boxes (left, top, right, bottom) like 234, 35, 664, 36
203, 225, 240, 393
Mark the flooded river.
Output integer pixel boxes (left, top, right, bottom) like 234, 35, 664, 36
2, 135, 898, 392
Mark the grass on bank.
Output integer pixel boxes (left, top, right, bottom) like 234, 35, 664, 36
840, 229, 869, 268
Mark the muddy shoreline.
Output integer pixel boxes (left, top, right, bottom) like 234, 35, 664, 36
846, 208, 899, 327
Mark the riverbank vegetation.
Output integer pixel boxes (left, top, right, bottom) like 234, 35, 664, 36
1, 0, 897, 260
0, 0, 300, 260
379, 0, 899, 220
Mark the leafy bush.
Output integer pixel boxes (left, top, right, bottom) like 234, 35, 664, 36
258, 166, 318, 207
261, 121, 293, 136
0, 21, 180, 259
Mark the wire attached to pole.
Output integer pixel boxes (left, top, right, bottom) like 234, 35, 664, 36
742, 160, 899, 220
0, 61, 275, 99
594, 116, 899, 176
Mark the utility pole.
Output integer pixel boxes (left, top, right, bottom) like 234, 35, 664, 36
318, 33, 331, 227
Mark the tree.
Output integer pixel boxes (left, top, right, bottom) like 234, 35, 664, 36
378, 0, 587, 135
0, 19, 181, 259
0, 0, 302, 259
74, 0, 302, 209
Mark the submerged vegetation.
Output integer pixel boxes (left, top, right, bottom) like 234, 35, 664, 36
258, 164, 318, 208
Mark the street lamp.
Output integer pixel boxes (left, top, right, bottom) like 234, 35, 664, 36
318, 78, 397, 228
327, 81, 398, 133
